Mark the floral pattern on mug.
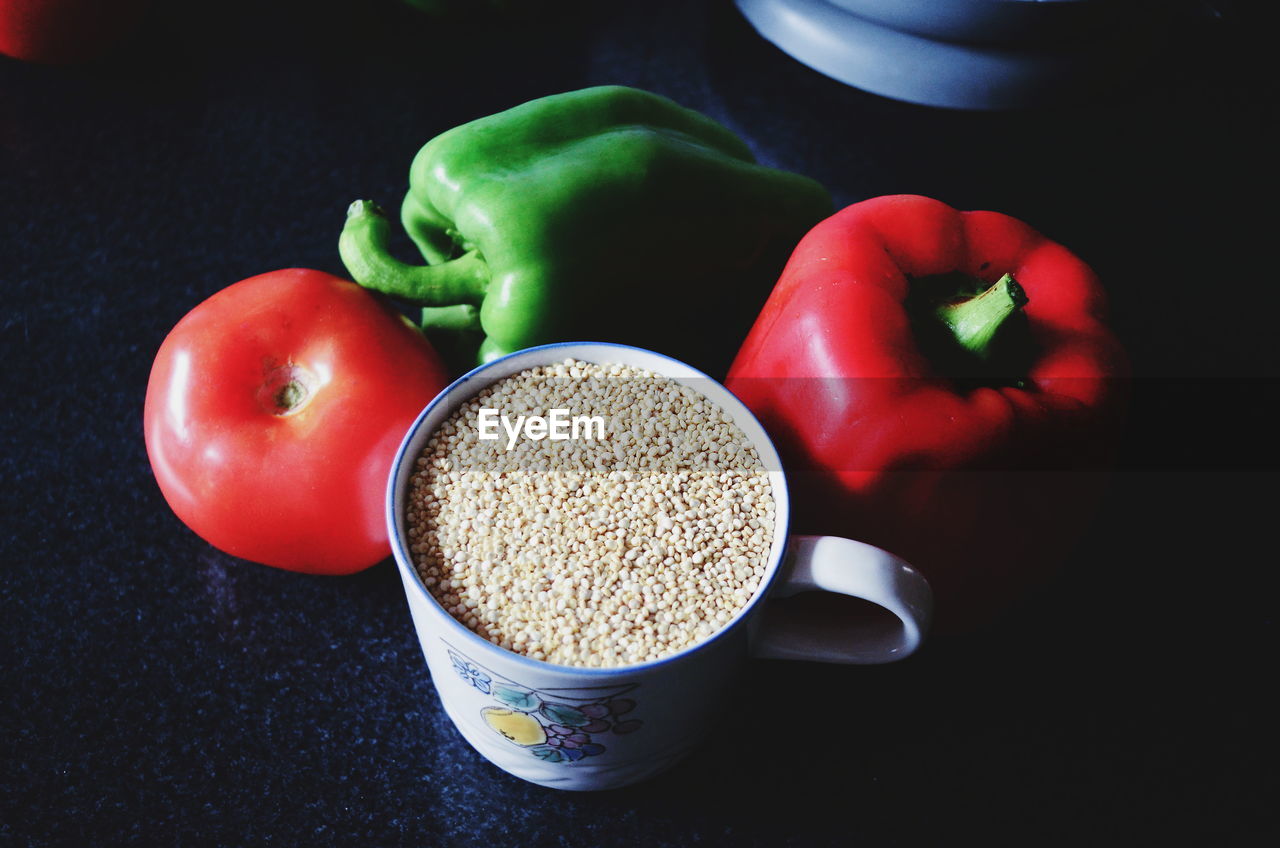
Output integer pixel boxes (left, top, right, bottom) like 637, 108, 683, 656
445, 646, 642, 763
450, 653, 492, 694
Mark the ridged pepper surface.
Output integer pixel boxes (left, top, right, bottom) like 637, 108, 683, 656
339, 85, 832, 370
726, 195, 1128, 632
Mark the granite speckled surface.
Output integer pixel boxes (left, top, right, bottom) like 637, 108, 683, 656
3, 1, 1275, 845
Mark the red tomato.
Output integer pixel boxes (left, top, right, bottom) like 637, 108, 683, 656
144, 269, 450, 575
0, 0, 149, 64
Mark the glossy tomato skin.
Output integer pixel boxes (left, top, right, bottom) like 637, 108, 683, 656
144, 269, 450, 575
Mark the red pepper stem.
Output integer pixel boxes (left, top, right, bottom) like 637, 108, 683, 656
338, 200, 489, 305
934, 273, 1028, 360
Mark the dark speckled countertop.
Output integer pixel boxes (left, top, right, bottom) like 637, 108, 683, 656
3, 1, 1275, 845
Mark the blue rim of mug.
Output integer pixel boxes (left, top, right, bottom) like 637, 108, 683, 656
386, 341, 793, 677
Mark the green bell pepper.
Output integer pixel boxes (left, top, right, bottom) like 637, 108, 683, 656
338, 85, 832, 367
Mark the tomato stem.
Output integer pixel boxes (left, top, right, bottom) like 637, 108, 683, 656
275, 380, 307, 413
259, 365, 315, 416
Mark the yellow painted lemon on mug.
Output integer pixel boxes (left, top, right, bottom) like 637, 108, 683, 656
482, 707, 547, 746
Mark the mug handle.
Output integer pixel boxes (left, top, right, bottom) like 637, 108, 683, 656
752, 535, 933, 664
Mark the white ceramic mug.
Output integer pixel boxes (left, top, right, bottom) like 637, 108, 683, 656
387, 342, 932, 790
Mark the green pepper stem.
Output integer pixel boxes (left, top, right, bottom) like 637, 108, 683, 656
338, 200, 489, 305
934, 273, 1028, 360
421, 304, 483, 332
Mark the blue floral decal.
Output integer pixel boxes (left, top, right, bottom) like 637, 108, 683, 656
445, 646, 641, 763
450, 652, 491, 694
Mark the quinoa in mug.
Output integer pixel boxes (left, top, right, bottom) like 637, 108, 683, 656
404, 359, 776, 668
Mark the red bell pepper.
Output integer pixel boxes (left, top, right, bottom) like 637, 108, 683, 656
726, 195, 1128, 632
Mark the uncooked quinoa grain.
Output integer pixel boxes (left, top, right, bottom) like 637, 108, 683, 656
405, 359, 775, 668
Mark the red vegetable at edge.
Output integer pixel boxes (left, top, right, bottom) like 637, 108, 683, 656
0, 0, 148, 64
144, 269, 450, 575
726, 195, 1129, 632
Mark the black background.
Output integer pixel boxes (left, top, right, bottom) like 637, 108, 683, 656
3, 1, 1276, 845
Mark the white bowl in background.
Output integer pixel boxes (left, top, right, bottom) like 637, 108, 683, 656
736, 0, 1181, 109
